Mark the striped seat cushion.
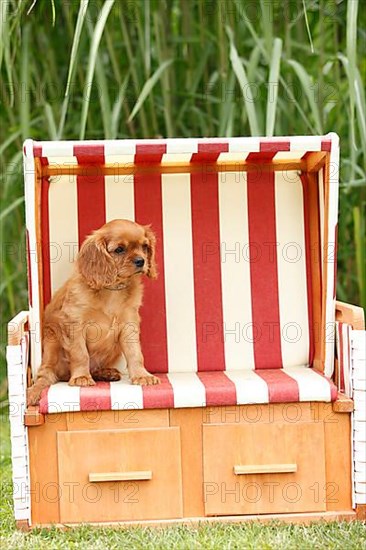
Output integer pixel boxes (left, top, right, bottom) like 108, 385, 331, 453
40, 167, 314, 373
38, 367, 337, 414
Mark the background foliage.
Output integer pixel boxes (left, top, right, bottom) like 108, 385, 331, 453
0, 0, 365, 391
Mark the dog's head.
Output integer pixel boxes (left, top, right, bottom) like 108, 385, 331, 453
77, 219, 157, 289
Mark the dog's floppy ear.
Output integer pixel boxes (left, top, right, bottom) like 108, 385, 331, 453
144, 225, 157, 279
77, 234, 117, 289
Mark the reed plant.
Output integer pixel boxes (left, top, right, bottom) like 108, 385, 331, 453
1, 0, 365, 388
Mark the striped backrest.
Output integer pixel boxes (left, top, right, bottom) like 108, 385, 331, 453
23, 135, 339, 377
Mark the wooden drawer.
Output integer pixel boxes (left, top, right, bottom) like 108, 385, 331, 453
57, 427, 183, 523
203, 422, 326, 516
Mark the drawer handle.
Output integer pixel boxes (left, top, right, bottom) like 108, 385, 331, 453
234, 464, 297, 475
89, 470, 152, 482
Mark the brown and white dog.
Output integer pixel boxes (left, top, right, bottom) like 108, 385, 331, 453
27, 219, 160, 406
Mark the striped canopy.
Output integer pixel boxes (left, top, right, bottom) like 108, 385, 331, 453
23, 135, 339, 411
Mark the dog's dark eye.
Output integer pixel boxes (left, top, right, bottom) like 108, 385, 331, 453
142, 244, 149, 252
114, 246, 125, 254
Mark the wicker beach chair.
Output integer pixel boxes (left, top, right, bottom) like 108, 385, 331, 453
7, 134, 365, 527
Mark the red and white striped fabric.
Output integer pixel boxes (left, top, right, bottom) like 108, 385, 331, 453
29, 135, 334, 163
335, 321, 352, 396
24, 135, 339, 412
38, 367, 337, 414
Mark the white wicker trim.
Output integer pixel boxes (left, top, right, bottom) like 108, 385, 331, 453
6, 334, 31, 523
351, 329, 366, 507
24, 140, 42, 376
23, 135, 331, 159
323, 132, 339, 377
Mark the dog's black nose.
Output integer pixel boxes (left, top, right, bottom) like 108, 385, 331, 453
133, 257, 145, 268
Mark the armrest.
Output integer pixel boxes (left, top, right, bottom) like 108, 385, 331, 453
7, 310, 32, 389
332, 392, 354, 413
8, 311, 29, 346
335, 301, 365, 330
333, 301, 365, 411
7, 311, 45, 425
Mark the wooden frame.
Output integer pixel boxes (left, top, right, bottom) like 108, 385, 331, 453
336, 301, 365, 330
39, 150, 327, 178
42, 158, 308, 177
21, 401, 354, 527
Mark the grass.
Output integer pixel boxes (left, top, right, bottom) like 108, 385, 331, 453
1, 415, 365, 549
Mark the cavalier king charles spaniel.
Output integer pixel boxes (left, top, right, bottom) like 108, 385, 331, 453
27, 219, 160, 405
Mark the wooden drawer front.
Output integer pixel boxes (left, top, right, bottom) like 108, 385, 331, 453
57, 428, 183, 523
203, 422, 326, 516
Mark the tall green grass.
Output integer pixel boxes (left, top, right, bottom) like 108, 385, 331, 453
0, 0, 365, 390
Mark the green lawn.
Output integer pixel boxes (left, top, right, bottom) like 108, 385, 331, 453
1, 411, 365, 550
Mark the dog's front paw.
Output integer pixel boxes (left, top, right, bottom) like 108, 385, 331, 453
27, 386, 42, 406
131, 372, 160, 386
69, 375, 96, 387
